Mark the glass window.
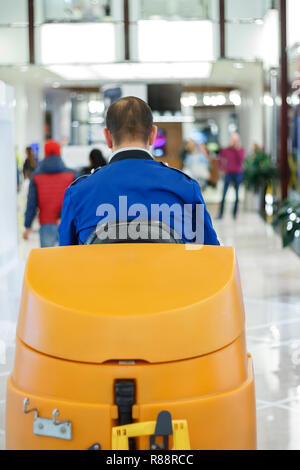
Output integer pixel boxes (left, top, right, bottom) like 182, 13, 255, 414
129, 0, 218, 62
139, 0, 212, 20
225, 7, 279, 64
0, 0, 29, 64
40, 0, 122, 23
0, 0, 28, 24
35, 0, 123, 64
226, 0, 272, 21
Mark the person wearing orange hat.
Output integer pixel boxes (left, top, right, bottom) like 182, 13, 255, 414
23, 140, 76, 247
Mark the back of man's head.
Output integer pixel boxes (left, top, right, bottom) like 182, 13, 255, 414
106, 96, 153, 146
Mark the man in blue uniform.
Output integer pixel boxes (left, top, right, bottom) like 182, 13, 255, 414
59, 96, 219, 246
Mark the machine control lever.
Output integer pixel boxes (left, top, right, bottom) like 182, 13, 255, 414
150, 411, 173, 450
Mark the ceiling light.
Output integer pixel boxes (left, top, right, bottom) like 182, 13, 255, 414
291, 93, 300, 106
88, 100, 105, 114
210, 95, 219, 106
216, 95, 226, 106
229, 91, 242, 106
233, 62, 244, 69
181, 94, 198, 107
263, 95, 274, 107
203, 95, 211, 106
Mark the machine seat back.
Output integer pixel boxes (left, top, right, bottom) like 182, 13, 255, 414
85, 220, 183, 245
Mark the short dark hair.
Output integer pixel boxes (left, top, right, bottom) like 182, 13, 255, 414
106, 96, 153, 145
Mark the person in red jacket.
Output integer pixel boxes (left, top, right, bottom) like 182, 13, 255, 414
218, 133, 246, 220
23, 140, 76, 247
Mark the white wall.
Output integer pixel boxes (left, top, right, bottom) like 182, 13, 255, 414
14, 84, 45, 160
62, 144, 110, 169
0, 82, 18, 276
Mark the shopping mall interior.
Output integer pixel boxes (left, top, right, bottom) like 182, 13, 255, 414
1, 0, 300, 452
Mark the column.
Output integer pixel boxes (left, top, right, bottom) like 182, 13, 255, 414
0, 81, 18, 277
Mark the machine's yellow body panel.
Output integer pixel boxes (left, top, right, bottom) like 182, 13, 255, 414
6, 245, 256, 450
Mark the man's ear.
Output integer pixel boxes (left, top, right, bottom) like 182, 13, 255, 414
104, 128, 113, 149
149, 125, 158, 147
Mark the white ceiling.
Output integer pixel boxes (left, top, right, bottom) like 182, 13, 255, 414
0, 59, 264, 91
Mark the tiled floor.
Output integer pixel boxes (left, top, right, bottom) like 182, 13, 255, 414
0, 207, 299, 450
213, 209, 300, 450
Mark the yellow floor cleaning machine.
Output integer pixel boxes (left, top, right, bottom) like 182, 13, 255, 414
6, 223, 256, 450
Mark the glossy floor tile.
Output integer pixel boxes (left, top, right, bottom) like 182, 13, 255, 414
257, 406, 300, 450
0, 206, 299, 450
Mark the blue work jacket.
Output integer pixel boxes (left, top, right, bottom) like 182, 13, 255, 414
59, 149, 219, 246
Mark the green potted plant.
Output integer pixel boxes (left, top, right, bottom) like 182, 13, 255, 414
272, 198, 300, 248
243, 150, 279, 216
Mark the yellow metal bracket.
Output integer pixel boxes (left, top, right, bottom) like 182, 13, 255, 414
112, 412, 190, 450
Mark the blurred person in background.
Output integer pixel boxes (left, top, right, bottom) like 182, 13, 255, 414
80, 148, 107, 176
183, 138, 210, 188
23, 140, 76, 248
218, 133, 246, 220
23, 146, 36, 180
179, 140, 188, 167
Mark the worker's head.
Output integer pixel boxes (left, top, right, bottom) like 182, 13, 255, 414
104, 96, 157, 151
230, 133, 241, 149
